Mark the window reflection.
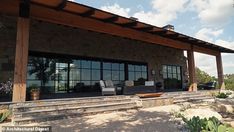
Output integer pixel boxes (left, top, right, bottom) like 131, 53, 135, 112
162, 65, 182, 89
128, 64, 147, 81
27, 56, 148, 94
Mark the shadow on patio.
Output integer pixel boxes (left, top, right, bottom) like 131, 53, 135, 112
40, 109, 182, 132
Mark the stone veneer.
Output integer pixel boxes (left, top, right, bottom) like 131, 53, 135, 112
0, 15, 188, 86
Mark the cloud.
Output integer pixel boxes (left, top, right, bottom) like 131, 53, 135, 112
100, 0, 188, 27
195, 28, 223, 42
100, 4, 130, 17
194, 38, 234, 76
133, 11, 176, 26
215, 39, 234, 49
133, 0, 188, 26
189, 0, 234, 26
151, 0, 188, 13
194, 53, 217, 76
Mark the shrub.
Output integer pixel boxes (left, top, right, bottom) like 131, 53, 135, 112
182, 116, 234, 132
182, 116, 208, 132
216, 93, 229, 99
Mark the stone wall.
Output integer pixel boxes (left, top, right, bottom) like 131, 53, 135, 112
0, 15, 188, 85
0, 15, 17, 82
29, 20, 188, 83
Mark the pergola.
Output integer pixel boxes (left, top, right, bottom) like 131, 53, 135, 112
0, 0, 234, 102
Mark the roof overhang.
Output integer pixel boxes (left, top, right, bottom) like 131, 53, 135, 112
1, 0, 234, 56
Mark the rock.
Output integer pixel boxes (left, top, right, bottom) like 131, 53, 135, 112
183, 108, 222, 120
217, 104, 234, 113
230, 121, 234, 128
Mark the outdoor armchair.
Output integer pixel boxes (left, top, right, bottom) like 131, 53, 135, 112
99, 80, 116, 96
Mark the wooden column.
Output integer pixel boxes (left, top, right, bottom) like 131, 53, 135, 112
216, 53, 225, 90
12, 17, 30, 102
187, 50, 197, 91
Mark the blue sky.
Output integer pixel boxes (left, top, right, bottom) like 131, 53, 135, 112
73, 0, 234, 76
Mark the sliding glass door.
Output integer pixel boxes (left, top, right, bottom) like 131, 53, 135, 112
162, 65, 182, 89
27, 54, 148, 94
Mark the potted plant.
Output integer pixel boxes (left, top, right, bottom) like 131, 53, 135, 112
29, 84, 40, 101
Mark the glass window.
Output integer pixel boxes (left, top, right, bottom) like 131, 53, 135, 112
142, 72, 147, 79
168, 66, 172, 73
71, 60, 80, 68
81, 60, 91, 68
163, 65, 167, 72
135, 72, 142, 80
128, 72, 135, 81
112, 63, 119, 70
112, 71, 119, 80
128, 64, 134, 71
172, 66, 177, 73
135, 65, 142, 71
163, 73, 167, 79
177, 67, 181, 73
120, 71, 125, 80
120, 64, 124, 70
92, 61, 100, 69
162, 65, 182, 89
103, 62, 111, 70
81, 69, 91, 80
103, 70, 111, 80
127, 64, 147, 81
92, 70, 100, 80
142, 66, 147, 72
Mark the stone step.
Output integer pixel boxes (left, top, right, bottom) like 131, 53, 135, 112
174, 96, 213, 103
13, 101, 136, 118
163, 91, 208, 96
173, 94, 211, 99
14, 95, 134, 106
13, 98, 134, 112
13, 102, 139, 125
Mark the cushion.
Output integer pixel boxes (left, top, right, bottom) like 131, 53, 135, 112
125, 81, 134, 87
105, 80, 114, 87
99, 80, 105, 88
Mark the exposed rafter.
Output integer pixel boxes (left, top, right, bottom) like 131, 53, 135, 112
102, 16, 118, 22
150, 29, 168, 35
120, 21, 138, 27
80, 9, 95, 17
135, 26, 154, 32
56, 0, 67, 10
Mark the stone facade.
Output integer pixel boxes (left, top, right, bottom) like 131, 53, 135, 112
0, 15, 188, 87
0, 15, 17, 82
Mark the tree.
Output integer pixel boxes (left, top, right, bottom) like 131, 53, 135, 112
28, 57, 56, 91
224, 74, 234, 90
195, 67, 216, 84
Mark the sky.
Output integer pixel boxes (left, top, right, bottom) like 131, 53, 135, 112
71, 0, 234, 77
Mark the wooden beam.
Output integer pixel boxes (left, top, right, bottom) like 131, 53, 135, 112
135, 26, 154, 32
187, 49, 197, 91
80, 9, 95, 17
102, 16, 119, 22
216, 53, 225, 89
120, 21, 138, 27
55, 0, 67, 10
12, 17, 30, 102
193, 45, 219, 56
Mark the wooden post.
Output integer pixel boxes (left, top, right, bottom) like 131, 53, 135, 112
12, 17, 30, 102
216, 53, 225, 90
187, 50, 197, 91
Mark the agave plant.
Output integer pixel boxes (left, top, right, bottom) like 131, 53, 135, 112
0, 110, 11, 123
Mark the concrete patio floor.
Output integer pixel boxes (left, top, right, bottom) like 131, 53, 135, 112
35, 105, 182, 132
